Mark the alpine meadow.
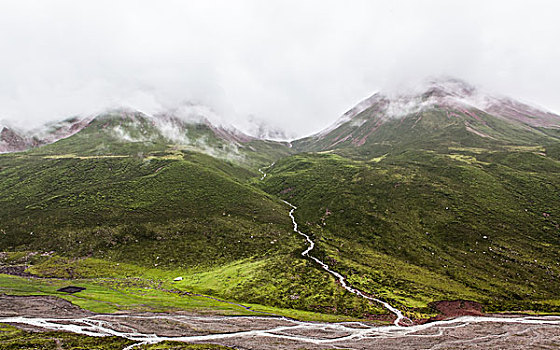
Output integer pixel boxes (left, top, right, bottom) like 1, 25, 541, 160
1, 1, 560, 348
1, 77, 560, 348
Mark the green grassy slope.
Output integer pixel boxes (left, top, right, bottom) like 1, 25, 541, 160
2, 99, 560, 322
0, 151, 290, 265
286, 96, 560, 314
0, 126, 386, 317
293, 106, 560, 159
260, 148, 560, 313
29, 111, 293, 168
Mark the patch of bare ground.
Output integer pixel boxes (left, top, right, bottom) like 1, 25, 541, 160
0, 294, 92, 318
415, 299, 485, 324
0, 265, 34, 277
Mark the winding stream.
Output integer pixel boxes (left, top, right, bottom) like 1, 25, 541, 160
281, 199, 408, 326
261, 161, 407, 325
258, 162, 275, 181
2, 313, 560, 349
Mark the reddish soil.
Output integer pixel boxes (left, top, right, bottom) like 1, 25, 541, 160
416, 299, 485, 324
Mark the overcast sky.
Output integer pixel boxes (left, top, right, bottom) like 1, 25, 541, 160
1, 0, 559, 137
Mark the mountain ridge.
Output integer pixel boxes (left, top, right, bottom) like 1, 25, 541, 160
294, 77, 560, 154
1, 77, 559, 320
2, 77, 559, 157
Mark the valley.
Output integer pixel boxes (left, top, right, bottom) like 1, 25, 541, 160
1, 78, 560, 348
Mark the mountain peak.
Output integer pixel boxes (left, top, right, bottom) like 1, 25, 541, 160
378, 76, 481, 106
297, 77, 560, 152
346, 77, 559, 127
420, 77, 477, 99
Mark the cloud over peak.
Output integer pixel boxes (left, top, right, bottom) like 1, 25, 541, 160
0, 1, 559, 138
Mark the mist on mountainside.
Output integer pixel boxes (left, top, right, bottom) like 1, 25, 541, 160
1, 1, 560, 139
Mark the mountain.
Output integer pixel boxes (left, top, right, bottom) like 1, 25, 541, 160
0, 126, 32, 152
0, 108, 378, 318
1, 78, 560, 322
0, 117, 91, 153
261, 78, 560, 315
294, 78, 560, 156
2, 108, 293, 168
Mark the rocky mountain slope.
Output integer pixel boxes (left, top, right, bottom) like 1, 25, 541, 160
294, 78, 560, 156
0, 117, 91, 153
1, 109, 293, 167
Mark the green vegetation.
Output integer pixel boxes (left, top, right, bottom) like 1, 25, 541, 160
0, 259, 386, 322
0, 111, 393, 320
261, 147, 560, 314
293, 107, 560, 158
0, 150, 291, 265
1, 101, 560, 332
29, 111, 293, 168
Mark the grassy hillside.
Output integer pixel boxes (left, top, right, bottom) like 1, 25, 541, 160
0, 137, 387, 317
287, 92, 560, 315
2, 99, 560, 322
260, 147, 560, 313
29, 111, 293, 168
294, 106, 560, 159
0, 151, 288, 264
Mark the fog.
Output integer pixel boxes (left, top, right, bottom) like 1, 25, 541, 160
0, 0, 559, 138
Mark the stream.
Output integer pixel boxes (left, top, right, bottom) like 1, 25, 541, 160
2, 313, 560, 349
281, 199, 408, 326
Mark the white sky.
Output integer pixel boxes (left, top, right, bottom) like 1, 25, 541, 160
0, 0, 559, 137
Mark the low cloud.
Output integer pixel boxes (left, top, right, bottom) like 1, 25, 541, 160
105, 110, 247, 162
0, 1, 559, 139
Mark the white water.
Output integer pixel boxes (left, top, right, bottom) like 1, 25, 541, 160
2, 313, 560, 349
258, 162, 275, 180
281, 199, 408, 326
258, 168, 267, 180
257, 159, 407, 325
